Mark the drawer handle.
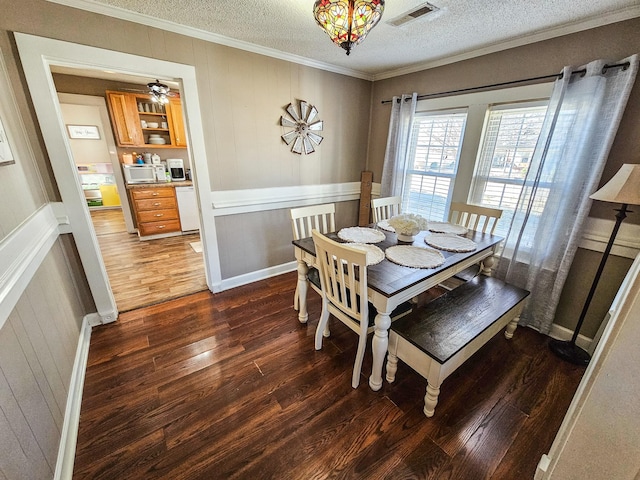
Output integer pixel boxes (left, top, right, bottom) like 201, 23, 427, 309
154, 214, 163, 217
157, 225, 165, 229
153, 202, 161, 206
152, 192, 159, 196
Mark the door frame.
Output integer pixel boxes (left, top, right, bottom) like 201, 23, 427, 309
16, 33, 222, 323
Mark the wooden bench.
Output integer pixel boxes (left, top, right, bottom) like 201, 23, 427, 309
386, 274, 529, 417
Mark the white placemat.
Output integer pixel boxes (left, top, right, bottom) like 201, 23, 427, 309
428, 221, 468, 235
345, 243, 385, 266
385, 245, 445, 269
376, 219, 395, 232
425, 233, 477, 252
337, 227, 386, 244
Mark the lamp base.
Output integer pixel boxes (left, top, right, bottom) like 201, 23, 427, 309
549, 339, 590, 366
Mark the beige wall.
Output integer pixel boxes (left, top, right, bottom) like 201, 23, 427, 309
367, 17, 640, 335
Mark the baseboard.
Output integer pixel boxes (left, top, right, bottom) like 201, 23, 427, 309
547, 322, 593, 351
54, 313, 95, 480
219, 261, 298, 291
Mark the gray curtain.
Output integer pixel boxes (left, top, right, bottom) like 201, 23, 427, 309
496, 54, 639, 334
380, 93, 417, 197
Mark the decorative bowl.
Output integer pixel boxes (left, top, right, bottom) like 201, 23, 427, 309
146, 122, 159, 128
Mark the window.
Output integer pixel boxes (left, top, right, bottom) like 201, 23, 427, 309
469, 103, 548, 236
400, 84, 553, 240
402, 110, 467, 221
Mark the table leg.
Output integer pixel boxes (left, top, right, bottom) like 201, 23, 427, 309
369, 309, 392, 391
480, 254, 496, 276
296, 259, 309, 324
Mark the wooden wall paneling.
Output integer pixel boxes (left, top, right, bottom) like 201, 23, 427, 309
0, 316, 59, 474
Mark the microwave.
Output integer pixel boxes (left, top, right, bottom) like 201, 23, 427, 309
123, 164, 165, 184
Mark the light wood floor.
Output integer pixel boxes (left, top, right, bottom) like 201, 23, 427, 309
74, 272, 586, 479
90, 208, 208, 312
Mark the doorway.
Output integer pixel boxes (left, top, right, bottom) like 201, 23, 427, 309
57, 90, 207, 312
16, 32, 222, 323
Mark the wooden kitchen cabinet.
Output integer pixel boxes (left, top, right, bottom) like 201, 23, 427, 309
130, 187, 182, 238
166, 96, 187, 147
106, 90, 187, 149
106, 91, 143, 146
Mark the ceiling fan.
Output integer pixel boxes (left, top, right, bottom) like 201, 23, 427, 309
119, 79, 180, 103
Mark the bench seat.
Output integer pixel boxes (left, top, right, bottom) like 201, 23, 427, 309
386, 274, 529, 417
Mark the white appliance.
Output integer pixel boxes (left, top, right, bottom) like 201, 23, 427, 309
175, 186, 199, 231
167, 158, 186, 181
122, 164, 165, 184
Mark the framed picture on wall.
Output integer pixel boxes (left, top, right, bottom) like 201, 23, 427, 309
0, 113, 15, 166
67, 124, 101, 140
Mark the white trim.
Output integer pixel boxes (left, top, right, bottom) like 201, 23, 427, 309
373, 5, 640, 81
54, 313, 94, 480
546, 322, 593, 352
45, 0, 373, 81
210, 182, 362, 216
0, 204, 61, 330
580, 216, 640, 259
219, 261, 298, 291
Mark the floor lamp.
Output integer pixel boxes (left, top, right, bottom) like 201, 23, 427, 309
549, 163, 640, 366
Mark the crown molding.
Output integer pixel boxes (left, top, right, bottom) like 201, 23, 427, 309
46, 0, 374, 81
372, 5, 640, 81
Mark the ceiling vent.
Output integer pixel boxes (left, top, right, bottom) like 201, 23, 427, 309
387, 2, 440, 27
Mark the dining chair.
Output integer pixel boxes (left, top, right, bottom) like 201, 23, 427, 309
311, 230, 413, 388
290, 203, 336, 309
446, 202, 504, 285
371, 196, 402, 223
312, 229, 371, 388
447, 202, 503, 234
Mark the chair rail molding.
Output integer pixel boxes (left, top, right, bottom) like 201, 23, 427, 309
210, 182, 363, 216
0, 203, 61, 330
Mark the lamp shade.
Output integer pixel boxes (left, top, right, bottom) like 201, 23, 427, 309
313, 0, 385, 56
590, 164, 640, 205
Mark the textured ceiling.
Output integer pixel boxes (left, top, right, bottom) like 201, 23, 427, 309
52, 0, 640, 80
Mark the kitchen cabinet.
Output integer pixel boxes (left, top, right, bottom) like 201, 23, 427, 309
130, 186, 181, 238
106, 90, 187, 149
106, 92, 143, 146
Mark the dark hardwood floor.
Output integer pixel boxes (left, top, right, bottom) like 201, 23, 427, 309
74, 271, 585, 479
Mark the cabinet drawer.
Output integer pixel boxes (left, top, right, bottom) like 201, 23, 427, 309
131, 188, 175, 200
137, 208, 179, 223
135, 197, 177, 211
138, 219, 181, 236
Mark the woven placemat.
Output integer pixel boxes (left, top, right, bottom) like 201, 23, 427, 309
385, 245, 445, 269
425, 233, 477, 252
428, 221, 468, 235
337, 227, 386, 244
376, 219, 395, 232
345, 243, 385, 266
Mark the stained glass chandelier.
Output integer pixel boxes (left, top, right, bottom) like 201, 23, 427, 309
313, 0, 385, 56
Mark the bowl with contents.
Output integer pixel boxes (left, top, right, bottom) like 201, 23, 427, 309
146, 122, 159, 129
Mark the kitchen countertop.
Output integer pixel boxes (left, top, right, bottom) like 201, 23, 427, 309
126, 180, 193, 189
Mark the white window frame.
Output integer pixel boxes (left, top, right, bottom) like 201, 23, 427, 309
405, 83, 554, 219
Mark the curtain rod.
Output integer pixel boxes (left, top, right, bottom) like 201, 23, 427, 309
380, 61, 631, 104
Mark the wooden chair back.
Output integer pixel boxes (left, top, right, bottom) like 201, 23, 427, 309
448, 202, 503, 234
290, 203, 336, 240
312, 230, 369, 388
371, 196, 402, 223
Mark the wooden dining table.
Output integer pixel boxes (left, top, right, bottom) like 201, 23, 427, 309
292, 226, 504, 391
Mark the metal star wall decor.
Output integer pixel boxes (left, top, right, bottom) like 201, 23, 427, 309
280, 101, 323, 155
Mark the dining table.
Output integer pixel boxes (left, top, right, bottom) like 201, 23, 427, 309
292, 225, 504, 391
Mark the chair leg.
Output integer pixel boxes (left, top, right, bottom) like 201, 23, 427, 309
315, 303, 330, 350
351, 333, 367, 389
294, 285, 299, 311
